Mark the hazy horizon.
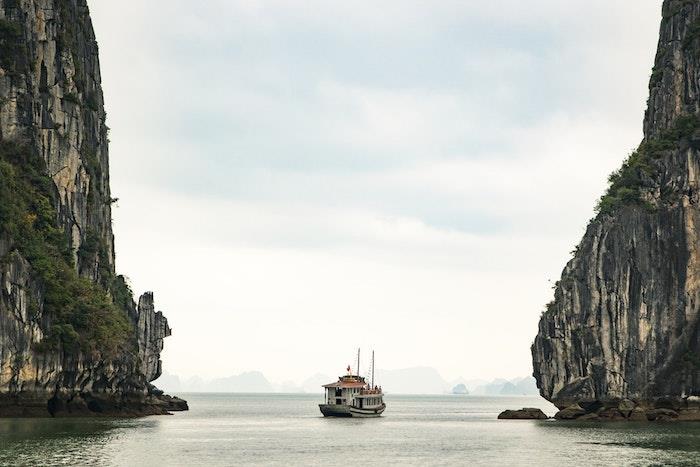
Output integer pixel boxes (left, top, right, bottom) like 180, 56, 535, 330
89, 0, 662, 383
155, 365, 534, 389
154, 365, 539, 396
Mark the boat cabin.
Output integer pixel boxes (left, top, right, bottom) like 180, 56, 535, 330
322, 368, 367, 406
353, 387, 384, 409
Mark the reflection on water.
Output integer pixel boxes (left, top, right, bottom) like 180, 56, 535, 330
0, 394, 698, 466
533, 421, 700, 466
0, 418, 123, 466
0, 418, 160, 466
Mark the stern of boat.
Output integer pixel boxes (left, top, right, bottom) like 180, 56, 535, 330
319, 404, 352, 417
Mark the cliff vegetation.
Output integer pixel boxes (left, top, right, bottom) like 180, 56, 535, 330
596, 115, 700, 215
0, 139, 132, 356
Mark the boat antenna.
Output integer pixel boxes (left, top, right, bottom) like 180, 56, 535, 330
371, 350, 375, 388
357, 348, 360, 378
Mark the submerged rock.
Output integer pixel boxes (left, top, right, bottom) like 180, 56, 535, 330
628, 407, 648, 422
576, 413, 600, 421
498, 408, 549, 420
597, 408, 626, 421
678, 407, 700, 421
646, 408, 679, 422
156, 394, 190, 412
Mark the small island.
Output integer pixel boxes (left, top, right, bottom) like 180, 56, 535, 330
0, 1, 185, 417
502, 0, 700, 422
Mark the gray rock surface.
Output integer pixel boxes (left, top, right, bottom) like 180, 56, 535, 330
0, 0, 183, 416
497, 408, 549, 420
618, 399, 636, 417
532, 0, 700, 420
554, 404, 586, 420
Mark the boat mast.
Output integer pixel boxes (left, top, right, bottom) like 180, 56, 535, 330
371, 350, 375, 388
357, 348, 360, 378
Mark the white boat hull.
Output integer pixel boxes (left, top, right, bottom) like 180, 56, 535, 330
349, 403, 386, 418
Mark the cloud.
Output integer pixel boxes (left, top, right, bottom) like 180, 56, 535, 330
90, 0, 661, 382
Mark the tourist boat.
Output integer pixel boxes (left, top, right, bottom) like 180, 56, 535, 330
319, 350, 385, 418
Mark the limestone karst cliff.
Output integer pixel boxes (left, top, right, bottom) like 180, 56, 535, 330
0, 0, 185, 415
532, 0, 700, 421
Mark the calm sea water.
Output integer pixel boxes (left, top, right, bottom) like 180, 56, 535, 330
0, 393, 699, 466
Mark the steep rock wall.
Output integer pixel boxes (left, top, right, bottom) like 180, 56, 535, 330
0, 0, 184, 416
533, 0, 700, 421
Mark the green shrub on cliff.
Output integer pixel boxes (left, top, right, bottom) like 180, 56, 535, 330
649, 66, 664, 89
0, 18, 22, 76
595, 150, 654, 215
77, 228, 100, 264
595, 115, 700, 215
85, 92, 99, 111
541, 300, 557, 318
0, 139, 132, 356
111, 275, 134, 313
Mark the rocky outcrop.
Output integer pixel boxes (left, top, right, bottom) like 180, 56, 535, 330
547, 399, 700, 422
0, 0, 185, 416
553, 404, 586, 421
532, 0, 700, 421
497, 408, 549, 420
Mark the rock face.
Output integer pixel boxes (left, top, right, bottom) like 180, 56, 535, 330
532, 0, 700, 421
0, 0, 185, 416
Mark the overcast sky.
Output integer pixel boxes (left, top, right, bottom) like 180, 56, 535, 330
89, 1, 661, 384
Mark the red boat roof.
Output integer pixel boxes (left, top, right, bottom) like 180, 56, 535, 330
323, 381, 367, 389
323, 375, 367, 389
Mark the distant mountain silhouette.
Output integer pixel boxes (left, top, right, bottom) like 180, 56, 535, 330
300, 374, 333, 393
155, 371, 274, 393
470, 376, 539, 396
154, 369, 539, 395
374, 367, 449, 394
